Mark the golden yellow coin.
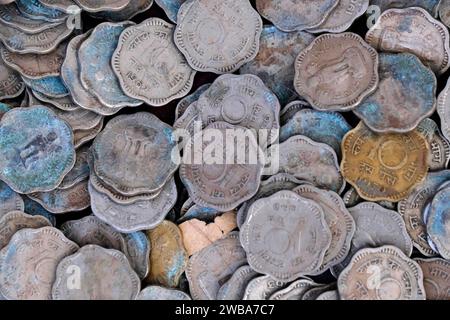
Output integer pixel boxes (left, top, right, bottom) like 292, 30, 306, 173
341, 122, 429, 202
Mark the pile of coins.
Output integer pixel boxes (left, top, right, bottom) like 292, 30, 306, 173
1, 0, 450, 300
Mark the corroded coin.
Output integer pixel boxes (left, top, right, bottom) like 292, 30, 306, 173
338, 246, 425, 300
122, 231, 151, 280
217, 265, 258, 300
0, 57, 24, 100
113, 18, 196, 106
427, 185, 450, 259
156, 0, 184, 22
243, 275, 287, 300
0, 227, 78, 300
93, 0, 154, 21
366, 7, 450, 74
341, 122, 429, 202
0, 180, 24, 218
439, 0, 450, 27
437, 77, 450, 142
294, 32, 379, 112
22, 75, 69, 98
52, 245, 140, 300
241, 190, 331, 281
417, 118, 450, 172
32, 91, 80, 112
0, 4, 61, 33
174, 0, 262, 74
186, 231, 247, 300
74, 0, 130, 12
256, 0, 338, 32
73, 119, 104, 149
145, 220, 188, 287
47, 105, 103, 131
175, 83, 210, 120
279, 99, 311, 125
371, 0, 440, 16
355, 53, 436, 133
79, 22, 142, 109
0, 106, 75, 194
272, 135, 345, 193
137, 286, 191, 300
22, 196, 56, 225
316, 290, 340, 300
0, 103, 11, 120
39, 0, 77, 12
16, 0, 67, 22
239, 26, 315, 106
269, 278, 319, 300
58, 145, 90, 190
415, 258, 450, 300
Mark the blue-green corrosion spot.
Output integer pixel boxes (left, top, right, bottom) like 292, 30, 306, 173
16, 0, 65, 20
23, 196, 56, 226
23, 76, 69, 97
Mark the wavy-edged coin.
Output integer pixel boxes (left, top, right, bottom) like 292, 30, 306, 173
177, 203, 221, 224
0, 57, 24, 100
0, 4, 61, 33
437, 77, 450, 142
269, 278, 319, 300
74, 0, 130, 12
338, 246, 425, 300
73, 119, 103, 149
137, 286, 191, 300
241, 190, 331, 281
47, 105, 103, 131
271, 135, 345, 193
175, 83, 210, 120
415, 258, 450, 300
39, 0, 77, 12
93, 0, 154, 21
417, 118, 450, 172
366, 7, 450, 74
79, 22, 142, 109
22, 196, 56, 225
16, 0, 67, 22
32, 91, 79, 112
427, 185, 450, 259
316, 290, 340, 300
174, 0, 262, 74
243, 275, 287, 300
186, 231, 247, 300
440, 0, 450, 27
217, 265, 258, 300
279, 99, 310, 125
155, 0, 184, 22
371, 0, 440, 16
58, 145, 89, 190
302, 283, 336, 300
0, 227, 79, 300
239, 26, 315, 106
122, 231, 151, 280
0, 180, 24, 217
294, 32, 379, 112
341, 122, 429, 202
52, 244, 140, 300
22, 75, 69, 98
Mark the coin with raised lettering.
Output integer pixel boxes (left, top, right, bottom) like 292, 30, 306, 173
417, 118, 450, 172
415, 258, 450, 300
74, 0, 130, 12
437, 77, 450, 142
137, 286, 191, 300
269, 279, 319, 300
0, 4, 61, 33
427, 185, 450, 259
243, 275, 287, 300
217, 265, 258, 300
0, 57, 24, 100
16, 0, 67, 22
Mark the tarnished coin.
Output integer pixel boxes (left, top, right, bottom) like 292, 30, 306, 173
0, 211, 51, 249
180, 121, 264, 211
22, 75, 69, 98
370, 0, 440, 16
92, 112, 178, 195
174, 0, 262, 74
316, 290, 340, 300
294, 32, 379, 112
256, 0, 339, 32
239, 26, 315, 106
32, 91, 79, 112
415, 258, 450, 300
439, 0, 450, 27
0, 57, 24, 100
338, 246, 425, 300
217, 265, 258, 300
241, 190, 331, 281
0, 180, 24, 218
58, 144, 89, 189
437, 77, 450, 142
186, 231, 247, 300
177, 204, 221, 224
279, 107, 351, 157
47, 105, 103, 131
0, 103, 11, 120
427, 185, 450, 259
269, 279, 319, 300
137, 286, 191, 300
73, 119, 103, 149
341, 122, 429, 202
145, 220, 188, 288
122, 231, 151, 280
155, 0, 184, 22
175, 83, 210, 120
355, 53, 436, 133
74, 0, 130, 12
0, 4, 61, 33
1, 41, 67, 79
89, 178, 177, 232
271, 135, 345, 193
52, 245, 140, 300
293, 185, 355, 272
302, 283, 337, 300
243, 275, 287, 300
39, 0, 78, 12
366, 7, 450, 74
0, 106, 75, 194
93, 0, 154, 21
0, 227, 79, 300
308, 0, 369, 33
79, 22, 142, 109
16, 0, 67, 22
22, 196, 56, 226
173, 101, 200, 138
279, 99, 311, 125
342, 187, 396, 209
417, 118, 450, 172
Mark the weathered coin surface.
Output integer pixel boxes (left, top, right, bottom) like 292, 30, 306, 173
370, 0, 440, 16
0, 57, 24, 100
355, 53, 436, 133
437, 77, 450, 142
272, 135, 345, 193
239, 26, 315, 106
0, 106, 76, 194
73, 119, 104, 149
0, 227, 78, 300
175, 83, 210, 121
16, 0, 67, 22
439, 0, 450, 27
174, 0, 262, 74
93, 0, 154, 21
146, 220, 187, 288
338, 246, 425, 300
341, 122, 429, 202
366, 7, 450, 74
32, 91, 80, 112
294, 32, 379, 112
47, 105, 103, 131
427, 185, 450, 259
243, 275, 287, 300
52, 245, 140, 300
269, 278, 319, 300
22, 75, 69, 99
186, 232, 247, 300
113, 18, 196, 106
0, 4, 61, 33
22, 196, 56, 226
256, 0, 339, 32
280, 99, 310, 125
122, 231, 151, 280
74, 0, 130, 12
415, 258, 450, 300
58, 145, 89, 190
316, 290, 340, 300
241, 190, 331, 281
137, 286, 191, 300
0, 103, 11, 120
79, 22, 142, 109
39, 0, 77, 12
0, 180, 24, 218
217, 265, 258, 300
155, 0, 184, 22
302, 283, 337, 300
417, 118, 450, 172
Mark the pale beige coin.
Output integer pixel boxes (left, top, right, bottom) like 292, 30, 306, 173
74, 0, 130, 12
0, 57, 24, 100
113, 17, 196, 106
366, 7, 450, 74
415, 258, 450, 300
294, 32, 379, 111
174, 0, 262, 74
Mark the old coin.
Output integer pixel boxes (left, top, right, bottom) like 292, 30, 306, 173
32, 91, 80, 112
427, 185, 450, 259
22, 75, 69, 98
342, 187, 396, 209
316, 290, 340, 300
16, 0, 67, 22
241, 190, 331, 281
355, 53, 436, 133
338, 246, 425, 300
341, 122, 429, 202
269, 279, 319, 300
58, 144, 89, 189
0, 227, 78, 300
22, 196, 56, 226
417, 118, 450, 172
39, 0, 78, 12
122, 231, 151, 280
175, 83, 210, 120
294, 32, 379, 112
0, 106, 75, 194
74, 0, 130, 12
0, 4, 61, 33
371, 0, 440, 16
439, 0, 450, 27
243, 275, 288, 300
93, 0, 154, 21
0, 57, 24, 100
79, 22, 142, 109
272, 135, 345, 193
0, 180, 24, 218
437, 77, 450, 142
137, 286, 191, 300
52, 245, 140, 300
279, 99, 311, 125
174, 0, 262, 74
366, 7, 450, 74
156, 0, 184, 22
239, 26, 315, 106
47, 105, 103, 131
177, 204, 220, 224
415, 258, 450, 300
0, 103, 11, 120
256, 0, 338, 32
73, 119, 103, 149
186, 231, 247, 300
302, 283, 337, 300
217, 265, 258, 300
